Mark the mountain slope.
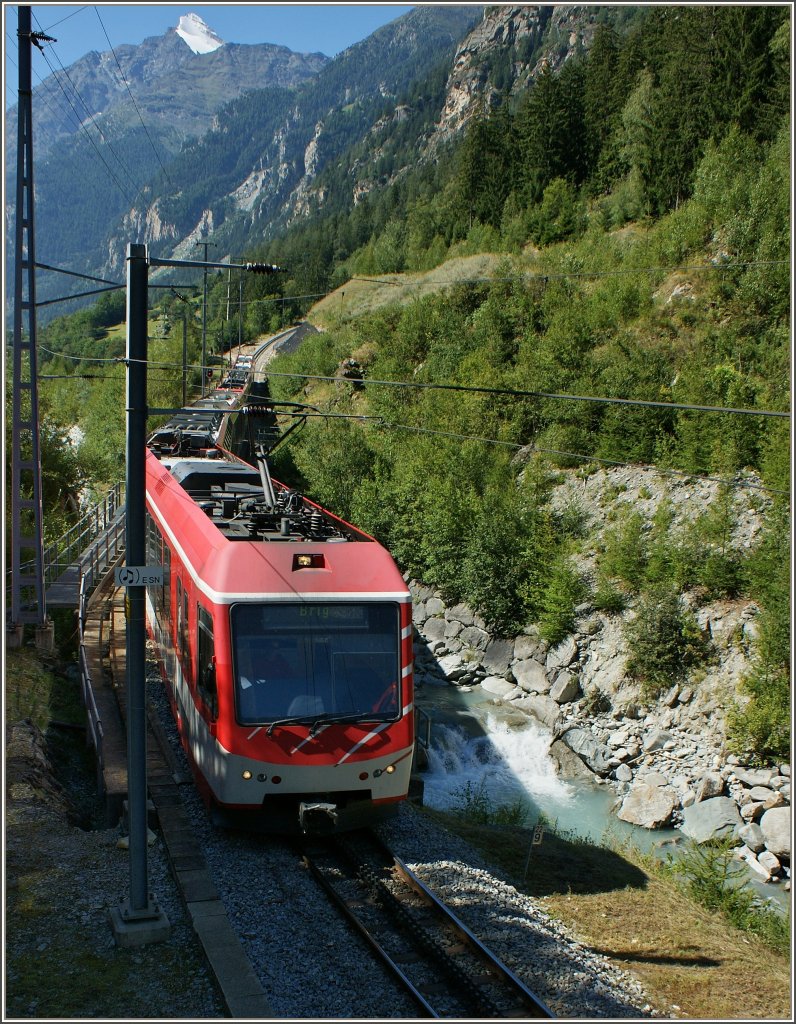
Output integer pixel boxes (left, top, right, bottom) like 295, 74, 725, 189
5, 13, 327, 159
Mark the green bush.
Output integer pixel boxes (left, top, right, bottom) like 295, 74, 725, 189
600, 509, 649, 588
591, 578, 628, 614
626, 583, 707, 697
537, 555, 587, 646
727, 665, 790, 764
450, 779, 529, 827
665, 837, 790, 954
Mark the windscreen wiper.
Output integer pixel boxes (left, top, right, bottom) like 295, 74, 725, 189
308, 711, 381, 736
266, 711, 384, 737
266, 715, 314, 736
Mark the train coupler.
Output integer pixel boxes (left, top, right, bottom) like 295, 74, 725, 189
299, 801, 338, 834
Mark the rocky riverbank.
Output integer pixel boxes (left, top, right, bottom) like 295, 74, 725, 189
409, 468, 791, 895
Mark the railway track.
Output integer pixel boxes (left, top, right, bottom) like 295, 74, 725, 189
300, 829, 553, 1019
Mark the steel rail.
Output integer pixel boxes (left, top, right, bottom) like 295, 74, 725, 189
302, 833, 553, 1019
301, 848, 440, 1018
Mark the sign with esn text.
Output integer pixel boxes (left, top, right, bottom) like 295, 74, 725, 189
115, 565, 163, 587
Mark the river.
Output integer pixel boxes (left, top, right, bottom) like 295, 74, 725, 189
415, 678, 789, 913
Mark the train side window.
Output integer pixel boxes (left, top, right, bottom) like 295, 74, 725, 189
162, 544, 171, 618
197, 605, 217, 720
146, 514, 163, 612
176, 577, 183, 644
176, 576, 190, 671
146, 512, 159, 564
181, 588, 190, 668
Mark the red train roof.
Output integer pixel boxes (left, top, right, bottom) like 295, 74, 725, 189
146, 450, 409, 604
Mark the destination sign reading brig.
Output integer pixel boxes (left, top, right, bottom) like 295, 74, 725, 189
115, 565, 164, 587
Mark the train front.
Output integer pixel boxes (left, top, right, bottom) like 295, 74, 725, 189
208, 535, 415, 835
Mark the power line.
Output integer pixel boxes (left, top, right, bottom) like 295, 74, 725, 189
40, 7, 89, 33
38, 343, 788, 421
93, 6, 173, 187
33, 46, 137, 206
6, 32, 95, 147
259, 371, 790, 420
261, 408, 788, 496
32, 15, 140, 204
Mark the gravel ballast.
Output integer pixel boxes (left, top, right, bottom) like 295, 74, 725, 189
146, 661, 664, 1018
6, 660, 666, 1019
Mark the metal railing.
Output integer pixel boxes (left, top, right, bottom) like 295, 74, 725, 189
43, 482, 125, 585
415, 705, 432, 751
78, 572, 105, 782
77, 541, 126, 789
78, 514, 126, 594
6, 483, 126, 616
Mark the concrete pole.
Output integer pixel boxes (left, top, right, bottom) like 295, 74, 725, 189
124, 242, 150, 912
182, 314, 187, 408
201, 257, 208, 396
238, 272, 243, 359
110, 244, 169, 946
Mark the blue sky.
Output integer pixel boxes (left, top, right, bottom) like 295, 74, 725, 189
5, 3, 434, 104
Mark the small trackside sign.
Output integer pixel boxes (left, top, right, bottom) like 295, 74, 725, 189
115, 565, 163, 587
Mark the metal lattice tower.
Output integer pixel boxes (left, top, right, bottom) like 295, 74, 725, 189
10, 7, 50, 628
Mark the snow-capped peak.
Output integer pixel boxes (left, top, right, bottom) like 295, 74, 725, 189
175, 13, 224, 55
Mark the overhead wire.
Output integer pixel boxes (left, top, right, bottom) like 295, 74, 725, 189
36, 344, 788, 420
40, 7, 89, 33
258, 370, 790, 420
93, 6, 173, 187
6, 31, 96, 148
261, 409, 788, 496
31, 13, 140, 204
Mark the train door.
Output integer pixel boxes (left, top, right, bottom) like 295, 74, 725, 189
196, 604, 218, 721
176, 575, 191, 682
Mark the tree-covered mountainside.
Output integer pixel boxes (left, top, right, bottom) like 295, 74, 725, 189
18, 3, 791, 762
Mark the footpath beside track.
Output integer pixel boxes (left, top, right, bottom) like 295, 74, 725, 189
86, 584, 274, 1017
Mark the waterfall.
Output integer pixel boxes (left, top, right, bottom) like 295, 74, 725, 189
424, 715, 573, 820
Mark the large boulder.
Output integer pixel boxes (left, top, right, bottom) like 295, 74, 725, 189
759, 806, 790, 858
559, 728, 612, 775
514, 693, 561, 731
479, 676, 516, 699
546, 635, 578, 670
422, 617, 447, 642
481, 639, 515, 677
617, 782, 678, 829
549, 671, 580, 704
459, 625, 490, 651
512, 659, 550, 694
680, 796, 743, 843
549, 738, 597, 779
695, 771, 725, 802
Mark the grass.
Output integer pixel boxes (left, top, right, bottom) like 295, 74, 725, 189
309, 253, 504, 325
5, 643, 224, 1019
4, 647, 71, 731
424, 806, 792, 1020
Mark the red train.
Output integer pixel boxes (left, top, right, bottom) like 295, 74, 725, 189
143, 388, 415, 834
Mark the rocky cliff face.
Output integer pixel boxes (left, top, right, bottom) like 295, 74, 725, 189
409, 464, 790, 889
431, 4, 604, 145
435, 6, 551, 138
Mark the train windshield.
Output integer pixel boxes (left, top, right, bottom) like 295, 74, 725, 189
230, 603, 401, 726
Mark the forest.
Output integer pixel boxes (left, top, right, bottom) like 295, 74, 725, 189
11, 4, 790, 762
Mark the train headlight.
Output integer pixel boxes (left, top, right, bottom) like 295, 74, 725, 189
242, 770, 252, 780
373, 763, 396, 778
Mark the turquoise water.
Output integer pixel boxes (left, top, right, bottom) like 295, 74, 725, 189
416, 680, 789, 912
